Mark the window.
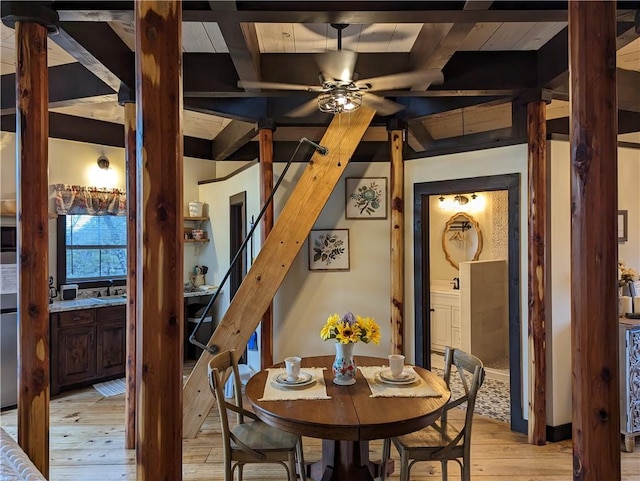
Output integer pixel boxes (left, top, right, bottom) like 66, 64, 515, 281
57, 215, 127, 286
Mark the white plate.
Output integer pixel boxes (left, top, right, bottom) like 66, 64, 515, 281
378, 368, 418, 384
274, 371, 315, 388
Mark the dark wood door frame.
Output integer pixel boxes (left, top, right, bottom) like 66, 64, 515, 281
413, 173, 525, 433
229, 191, 247, 299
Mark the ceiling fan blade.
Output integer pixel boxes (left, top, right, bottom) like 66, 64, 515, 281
358, 69, 444, 92
314, 50, 358, 82
285, 98, 321, 118
237, 80, 315, 91
362, 94, 405, 116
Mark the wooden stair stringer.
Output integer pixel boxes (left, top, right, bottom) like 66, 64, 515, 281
182, 107, 376, 438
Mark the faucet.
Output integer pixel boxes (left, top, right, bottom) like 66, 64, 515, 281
106, 280, 114, 296
451, 277, 460, 290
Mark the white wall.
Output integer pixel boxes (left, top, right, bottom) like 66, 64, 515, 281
273, 162, 392, 362
198, 164, 262, 372
548, 140, 640, 426
405, 144, 531, 420
0, 132, 218, 285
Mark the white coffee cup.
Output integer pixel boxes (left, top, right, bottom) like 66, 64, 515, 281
285, 356, 302, 381
388, 354, 405, 377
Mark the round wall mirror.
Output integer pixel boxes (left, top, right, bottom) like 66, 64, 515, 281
442, 212, 483, 269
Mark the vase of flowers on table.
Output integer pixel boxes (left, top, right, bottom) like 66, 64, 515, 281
320, 311, 380, 385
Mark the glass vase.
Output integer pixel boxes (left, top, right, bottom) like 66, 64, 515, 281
332, 342, 357, 385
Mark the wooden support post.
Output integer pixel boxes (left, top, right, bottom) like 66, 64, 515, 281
135, 2, 183, 479
183, 108, 376, 438
14, 18, 52, 477
122, 95, 137, 450
388, 123, 405, 355
527, 100, 547, 446
569, 2, 620, 480
259, 119, 275, 368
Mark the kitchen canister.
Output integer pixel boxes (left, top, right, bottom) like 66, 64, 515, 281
188, 201, 203, 217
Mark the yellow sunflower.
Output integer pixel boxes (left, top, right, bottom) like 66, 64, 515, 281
336, 322, 360, 344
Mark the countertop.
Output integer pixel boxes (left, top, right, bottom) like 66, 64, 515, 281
49, 287, 219, 313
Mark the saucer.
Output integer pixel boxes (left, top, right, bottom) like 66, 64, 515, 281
378, 368, 418, 384
274, 372, 315, 387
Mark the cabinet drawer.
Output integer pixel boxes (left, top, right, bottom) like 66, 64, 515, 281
97, 305, 126, 322
57, 309, 95, 328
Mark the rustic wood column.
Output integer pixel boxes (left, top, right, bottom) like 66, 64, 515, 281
135, 2, 183, 479
388, 121, 405, 355
7, 5, 57, 474
259, 118, 275, 368
121, 90, 137, 450
527, 99, 547, 446
569, 2, 620, 480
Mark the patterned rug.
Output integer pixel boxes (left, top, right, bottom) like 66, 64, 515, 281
434, 368, 510, 423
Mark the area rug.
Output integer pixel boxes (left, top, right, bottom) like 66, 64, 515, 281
93, 378, 126, 397
434, 368, 511, 423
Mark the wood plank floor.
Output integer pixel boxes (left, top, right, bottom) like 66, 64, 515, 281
1, 385, 638, 480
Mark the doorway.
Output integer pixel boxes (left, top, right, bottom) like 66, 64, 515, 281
230, 192, 247, 360
413, 173, 526, 433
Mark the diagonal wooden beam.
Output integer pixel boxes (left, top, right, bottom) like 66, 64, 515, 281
1, 62, 114, 113
183, 106, 376, 438
409, 1, 492, 90
51, 21, 134, 90
211, 1, 261, 89
211, 119, 257, 159
407, 121, 435, 152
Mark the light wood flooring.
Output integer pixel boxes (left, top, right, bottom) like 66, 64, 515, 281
1, 385, 639, 481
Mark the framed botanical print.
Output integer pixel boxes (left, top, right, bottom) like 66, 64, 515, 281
345, 177, 388, 219
308, 229, 350, 271
618, 210, 628, 242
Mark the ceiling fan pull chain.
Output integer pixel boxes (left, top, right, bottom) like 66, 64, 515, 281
338, 113, 342, 167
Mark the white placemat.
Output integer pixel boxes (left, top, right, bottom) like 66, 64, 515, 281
359, 366, 443, 398
258, 367, 330, 401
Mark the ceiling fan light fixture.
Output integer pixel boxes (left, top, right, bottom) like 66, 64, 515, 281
317, 89, 362, 114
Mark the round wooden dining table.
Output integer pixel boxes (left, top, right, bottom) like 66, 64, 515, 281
245, 355, 450, 481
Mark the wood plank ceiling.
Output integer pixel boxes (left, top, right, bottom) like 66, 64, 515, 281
1, 3, 639, 159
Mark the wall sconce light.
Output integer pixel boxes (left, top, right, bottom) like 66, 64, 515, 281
439, 195, 445, 202
97, 155, 110, 170
454, 194, 469, 206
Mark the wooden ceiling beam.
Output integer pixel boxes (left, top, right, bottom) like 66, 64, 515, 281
51, 21, 134, 90
54, 4, 572, 24
407, 121, 435, 152
0, 62, 114, 113
0, 112, 214, 159
212, 1, 262, 90
409, 1, 493, 90
211, 119, 257, 160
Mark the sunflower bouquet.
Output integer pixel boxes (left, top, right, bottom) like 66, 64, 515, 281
320, 311, 380, 345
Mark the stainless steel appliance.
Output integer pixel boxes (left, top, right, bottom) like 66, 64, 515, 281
1, 250, 18, 409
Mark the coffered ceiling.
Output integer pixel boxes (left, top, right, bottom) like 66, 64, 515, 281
1, 1, 638, 160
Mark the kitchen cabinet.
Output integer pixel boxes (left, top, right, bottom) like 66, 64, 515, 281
430, 291, 461, 353
620, 319, 640, 452
51, 305, 126, 395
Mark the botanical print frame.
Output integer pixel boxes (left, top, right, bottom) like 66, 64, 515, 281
618, 210, 628, 243
308, 229, 350, 271
345, 177, 388, 219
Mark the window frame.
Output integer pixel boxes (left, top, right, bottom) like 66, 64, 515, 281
56, 215, 127, 289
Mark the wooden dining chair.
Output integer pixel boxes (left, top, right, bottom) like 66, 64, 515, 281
380, 347, 485, 481
208, 349, 306, 481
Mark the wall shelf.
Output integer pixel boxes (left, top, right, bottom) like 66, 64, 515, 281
184, 238, 209, 243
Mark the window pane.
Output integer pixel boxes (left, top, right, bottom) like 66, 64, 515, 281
67, 249, 101, 279
66, 215, 127, 246
99, 248, 127, 277
63, 214, 127, 282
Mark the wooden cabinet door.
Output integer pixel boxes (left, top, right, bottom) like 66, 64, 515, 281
97, 321, 126, 377
430, 303, 452, 352
57, 326, 96, 386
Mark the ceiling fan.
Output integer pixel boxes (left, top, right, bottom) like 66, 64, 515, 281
238, 23, 444, 117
